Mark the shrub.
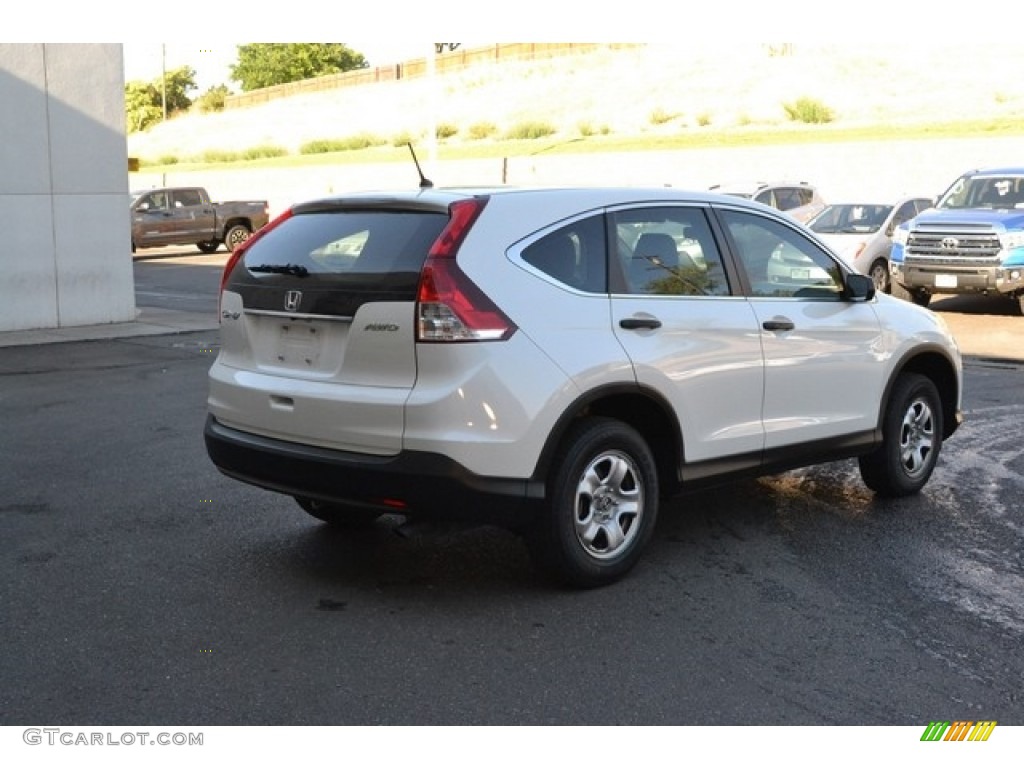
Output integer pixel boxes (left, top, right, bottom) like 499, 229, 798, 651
577, 121, 595, 137
299, 133, 386, 154
783, 97, 835, 124
194, 86, 230, 114
468, 121, 497, 140
156, 154, 180, 166
391, 131, 416, 147
649, 107, 678, 126
242, 145, 288, 160
436, 122, 458, 140
504, 120, 556, 140
200, 149, 241, 163
697, 113, 712, 127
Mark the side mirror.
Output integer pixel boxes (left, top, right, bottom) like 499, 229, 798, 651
135, 201, 150, 212
845, 272, 876, 302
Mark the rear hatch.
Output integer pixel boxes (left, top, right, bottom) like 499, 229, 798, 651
210, 198, 450, 454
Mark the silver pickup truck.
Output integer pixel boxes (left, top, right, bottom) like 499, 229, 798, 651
130, 186, 270, 253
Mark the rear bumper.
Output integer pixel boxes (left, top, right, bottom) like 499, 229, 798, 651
204, 415, 544, 528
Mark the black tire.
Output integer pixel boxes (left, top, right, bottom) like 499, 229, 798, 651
527, 418, 659, 588
910, 289, 932, 308
224, 224, 251, 252
1017, 293, 1024, 317
890, 281, 930, 306
295, 497, 382, 528
859, 373, 943, 497
196, 240, 221, 253
868, 259, 890, 294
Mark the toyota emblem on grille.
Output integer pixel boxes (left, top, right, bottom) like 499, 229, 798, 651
284, 290, 302, 312
940, 237, 959, 249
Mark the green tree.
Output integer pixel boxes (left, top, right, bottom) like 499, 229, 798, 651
230, 43, 368, 91
124, 80, 162, 132
162, 66, 197, 113
123, 66, 197, 132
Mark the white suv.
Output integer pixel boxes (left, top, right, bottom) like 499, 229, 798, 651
205, 186, 963, 587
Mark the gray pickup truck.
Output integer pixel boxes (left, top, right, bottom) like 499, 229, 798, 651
130, 186, 270, 253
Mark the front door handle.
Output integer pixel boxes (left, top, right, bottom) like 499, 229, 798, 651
620, 317, 662, 330
762, 318, 795, 331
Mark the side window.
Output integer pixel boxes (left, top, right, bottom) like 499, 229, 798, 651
613, 207, 729, 296
891, 201, 918, 231
775, 188, 799, 211
175, 189, 203, 208
521, 215, 606, 293
146, 192, 168, 210
720, 209, 844, 299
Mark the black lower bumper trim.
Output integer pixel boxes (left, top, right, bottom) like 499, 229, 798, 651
204, 415, 543, 528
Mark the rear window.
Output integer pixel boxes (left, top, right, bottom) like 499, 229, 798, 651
230, 209, 448, 316
244, 209, 447, 276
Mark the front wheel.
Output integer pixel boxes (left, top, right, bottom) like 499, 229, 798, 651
223, 224, 252, 252
527, 418, 659, 588
890, 281, 930, 306
868, 259, 890, 293
859, 373, 943, 497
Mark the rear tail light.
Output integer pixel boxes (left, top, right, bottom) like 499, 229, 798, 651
218, 208, 293, 316
416, 198, 516, 342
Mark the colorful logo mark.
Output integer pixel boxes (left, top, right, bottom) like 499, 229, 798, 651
921, 721, 997, 742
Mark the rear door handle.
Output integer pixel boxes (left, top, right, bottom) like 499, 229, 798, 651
619, 317, 662, 330
762, 318, 795, 331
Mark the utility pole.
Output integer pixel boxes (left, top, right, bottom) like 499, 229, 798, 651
161, 44, 167, 122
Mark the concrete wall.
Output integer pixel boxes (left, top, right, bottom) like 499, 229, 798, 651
0, 43, 134, 332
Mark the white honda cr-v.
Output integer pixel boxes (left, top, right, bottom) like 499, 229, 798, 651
205, 186, 963, 587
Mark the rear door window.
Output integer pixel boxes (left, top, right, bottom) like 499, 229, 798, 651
613, 206, 730, 296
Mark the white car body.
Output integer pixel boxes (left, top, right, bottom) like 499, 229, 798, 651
205, 186, 963, 587
808, 198, 934, 292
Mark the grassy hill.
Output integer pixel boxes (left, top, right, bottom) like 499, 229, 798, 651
128, 42, 1024, 170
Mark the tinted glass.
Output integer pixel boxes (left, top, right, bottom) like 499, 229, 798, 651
809, 205, 892, 234
521, 215, 606, 293
720, 209, 843, 299
614, 207, 729, 296
230, 209, 448, 316
174, 189, 204, 207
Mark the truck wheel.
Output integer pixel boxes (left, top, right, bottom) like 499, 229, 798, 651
910, 289, 931, 308
858, 373, 943, 497
527, 418, 659, 588
1018, 293, 1024, 316
224, 224, 252, 252
868, 259, 890, 293
196, 240, 221, 254
295, 497, 381, 528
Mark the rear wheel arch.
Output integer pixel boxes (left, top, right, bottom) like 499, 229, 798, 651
532, 385, 685, 500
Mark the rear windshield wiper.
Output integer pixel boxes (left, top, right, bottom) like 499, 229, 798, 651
249, 263, 309, 277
